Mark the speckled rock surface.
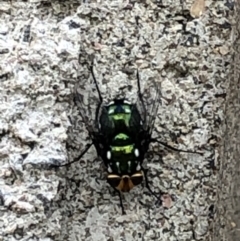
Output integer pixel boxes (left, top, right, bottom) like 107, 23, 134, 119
0, 1, 233, 241
212, 1, 240, 241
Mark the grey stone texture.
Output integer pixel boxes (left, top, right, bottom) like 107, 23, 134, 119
0, 0, 237, 241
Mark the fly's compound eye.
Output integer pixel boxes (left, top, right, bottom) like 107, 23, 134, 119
131, 172, 144, 186
107, 174, 121, 188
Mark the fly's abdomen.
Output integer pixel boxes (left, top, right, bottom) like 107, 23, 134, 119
108, 133, 141, 175
107, 137, 143, 192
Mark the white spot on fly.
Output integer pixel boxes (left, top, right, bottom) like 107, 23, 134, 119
108, 108, 114, 114
107, 151, 111, 160
136, 163, 141, 171
134, 148, 139, 157
124, 100, 131, 105
125, 108, 131, 113
140, 120, 143, 125
107, 101, 114, 106
108, 165, 112, 173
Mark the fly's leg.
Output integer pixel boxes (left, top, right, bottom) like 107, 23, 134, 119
115, 189, 126, 215
50, 143, 93, 168
88, 60, 103, 127
136, 70, 147, 122
150, 138, 203, 155
143, 168, 165, 206
89, 62, 103, 104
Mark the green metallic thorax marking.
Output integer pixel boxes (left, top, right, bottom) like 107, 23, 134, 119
108, 105, 131, 127
114, 133, 129, 140
111, 144, 134, 154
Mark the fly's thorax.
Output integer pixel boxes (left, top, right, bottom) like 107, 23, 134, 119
99, 99, 142, 134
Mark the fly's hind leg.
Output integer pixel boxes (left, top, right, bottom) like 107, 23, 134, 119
50, 143, 93, 168
114, 189, 126, 215
142, 168, 165, 206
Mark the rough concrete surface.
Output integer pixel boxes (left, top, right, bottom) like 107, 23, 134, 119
213, 0, 240, 241
0, 0, 235, 241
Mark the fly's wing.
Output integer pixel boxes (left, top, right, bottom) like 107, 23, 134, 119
75, 83, 97, 134
135, 71, 161, 136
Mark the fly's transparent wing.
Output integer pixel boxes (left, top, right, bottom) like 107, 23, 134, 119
135, 71, 161, 136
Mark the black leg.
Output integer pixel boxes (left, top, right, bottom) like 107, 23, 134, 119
150, 138, 203, 155
115, 189, 125, 215
136, 70, 147, 122
88, 61, 103, 127
50, 143, 93, 168
143, 168, 163, 206
89, 63, 103, 104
